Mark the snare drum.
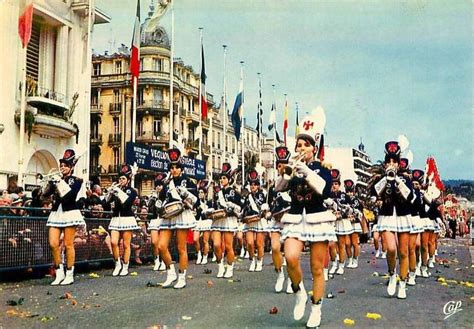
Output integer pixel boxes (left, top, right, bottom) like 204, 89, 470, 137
242, 214, 260, 224
161, 201, 184, 220
208, 209, 226, 221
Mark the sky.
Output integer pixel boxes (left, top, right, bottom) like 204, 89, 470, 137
92, 0, 473, 180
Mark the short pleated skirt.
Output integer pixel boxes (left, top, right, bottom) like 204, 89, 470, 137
211, 216, 238, 232
267, 218, 284, 233
410, 215, 425, 234
109, 215, 139, 231
195, 219, 213, 232
243, 218, 269, 233
159, 209, 196, 230
372, 223, 380, 233
351, 222, 363, 233
47, 204, 85, 228
432, 220, 441, 234
148, 217, 162, 231
335, 218, 354, 235
421, 217, 435, 231
281, 210, 337, 243
377, 209, 413, 233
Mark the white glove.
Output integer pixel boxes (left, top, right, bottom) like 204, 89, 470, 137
261, 203, 269, 212
56, 179, 71, 197
177, 186, 189, 198
281, 192, 292, 203
116, 189, 129, 203
323, 198, 334, 208
396, 180, 411, 200
274, 175, 289, 192
50, 174, 61, 184
155, 199, 163, 209
295, 162, 312, 177
374, 177, 388, 196
304, 169, 326, 195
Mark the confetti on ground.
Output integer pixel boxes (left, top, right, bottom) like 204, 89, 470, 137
338, 289, 346, 294
446, 279, 458, 284
187, 275, 193, 279
89, 273, 100, 279
326, 293, 334, 299
71, 299, 78, 306
182, 316, 192, 320
372, 272, 380, 277
207, 280, 213, 287
441, 282, 448, 286
203, 269, 212, 274
437, 277, 446, 283
269, 307, 278, 314
40, 316, 55, 322
366, 312, 382, 320
60, 292, 73, 300
343, 318, 355, 326
130, 272, 138, 276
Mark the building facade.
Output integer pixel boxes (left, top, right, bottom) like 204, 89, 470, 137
90, 16, 262, 194
0, 0, 109, 191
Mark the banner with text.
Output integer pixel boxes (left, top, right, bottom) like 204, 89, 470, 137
125, 142, 206, 180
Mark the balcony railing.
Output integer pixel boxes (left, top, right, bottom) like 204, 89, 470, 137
137, 100, 169, 115
136, 131, 169, 144
109, 103, 122, 114
108, 164, 121, 174
108, 133, 121, 145
90, 134, 103, 144
90, 104, 103, 115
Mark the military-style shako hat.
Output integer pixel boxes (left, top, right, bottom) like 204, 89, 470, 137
275, 146, 291, 164
154, 172, 167, 187
344, 179, 355, 192
384, 141, 401, 163
399, 158, 409, 170
120, 164, 133, 180
220, 162, 232, 179
167, 148, 182, 167
412, 169, 424, 183
59, 149, 77, 167
247, 169, 260, 185
296, 106, 326, 161
330, 169, 341, 183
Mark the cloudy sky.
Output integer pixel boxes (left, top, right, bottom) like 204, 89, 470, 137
92, 0, 472, 179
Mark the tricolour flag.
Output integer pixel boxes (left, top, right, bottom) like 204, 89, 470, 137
18, 4, 34, 48
130, 0, 141, 79
283, 99, 289, 146
200, 44, 208, 120
231, 79, 244, 141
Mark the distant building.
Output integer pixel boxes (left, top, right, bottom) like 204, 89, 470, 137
0, 0, 109, 190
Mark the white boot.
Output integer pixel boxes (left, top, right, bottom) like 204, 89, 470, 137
421, 266, 430, 278
158, 261, 166, 271
255, 259, 263, 272
381, 251, 387, 259
51, 264, 65, 285
217, 261, 225, 278
328, 261, 338, 275
240, 248, 245, 258
153, 257, 160, 271
407, 272, 416, 286
428, 256, 435, 268
352, 258, 358, 268
307, 299, 322, 328
387, 273, 397, 296
112, 259, 122, 277
162, 264, 177, 288
336, 261, 345, 275
60, 266, 74, 285
174, 270, 187, 289
415, 262, 421, 276
201, 254, 208, 265
211, 253, 217, 262
346, 257, 354, 268
286, 278, 294, 294
196, 251, 202, 265
224, 263, 234, 278
375, 249, 381, 258
244, 250, 250, 259
323, 268, 329, 282
434, 249, 438, 256
275, 270, 285, 292
282, 257, 287, 267
397, 280, 407, 299
293, 282, 308, 321
249, 258, 256, 272
119, 262, 129, 276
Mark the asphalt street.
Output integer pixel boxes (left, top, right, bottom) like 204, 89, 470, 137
1, 237, 473, 328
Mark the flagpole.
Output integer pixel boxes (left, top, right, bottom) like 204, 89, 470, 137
272, 84, 277, 181
240, 61, 245, 187
222, 44, 227, 162
168, 0, 174, 149
257, 72, 262, 170
198, 27, 203, 160
295, 101, 299, 139
18, 46, 28, 187
284, 93, 288, 146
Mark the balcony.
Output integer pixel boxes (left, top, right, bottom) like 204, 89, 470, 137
137, 100, 169, 115
90, 134, 103, 145
91, 73, 132, 88
91, 104, 103, 115
108, 164, 121, 174
202, 144, 211, 156
109, 103, 122, 115
136, 131, 169, 144
108, 133, 121, 145
186, 139, 200, 154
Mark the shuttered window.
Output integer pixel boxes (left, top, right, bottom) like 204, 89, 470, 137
26, 23, 40, 80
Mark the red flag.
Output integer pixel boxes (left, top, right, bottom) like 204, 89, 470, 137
18, 4, 34, 49
200, 44, 208, 120
130, 0, 141, 79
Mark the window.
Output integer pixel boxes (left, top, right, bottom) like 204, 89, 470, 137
113, 89, 120, 104
225, 136, 228, 152
217, 132, 221, 148
93, 63, 101, 76
153, 89, 162, 104
91, 89, 98, 105
137, 119, 143, 137
137, 88, 144, 106
140, 58, 144, 71
153, 118, 161, 137
114, 61, 122, 74
212, 131, 215, 147
26, 23, 40, 81
113, 117, 120, 134
113, 148, 120, 169
153, 58, 163, 71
